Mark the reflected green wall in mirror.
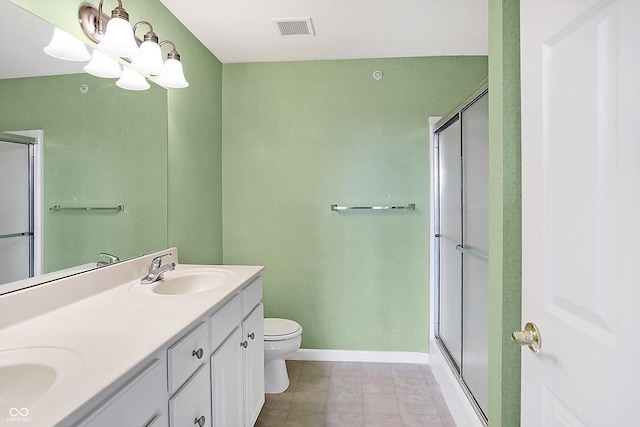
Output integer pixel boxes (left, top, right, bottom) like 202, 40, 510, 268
0, 74, 168, 272
7, 0, 224, 268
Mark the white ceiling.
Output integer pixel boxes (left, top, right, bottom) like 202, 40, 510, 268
0, 0, 488, 80
159, 0, 488, 63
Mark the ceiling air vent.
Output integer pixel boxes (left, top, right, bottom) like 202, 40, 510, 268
273, 18, 315, 36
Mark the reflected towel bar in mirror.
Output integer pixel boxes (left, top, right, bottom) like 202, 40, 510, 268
0, 232, 34, 240
331, 204, 415, 211
50, 205, 125, 212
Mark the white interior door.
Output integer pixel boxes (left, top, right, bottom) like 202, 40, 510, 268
520, 0, 640, 425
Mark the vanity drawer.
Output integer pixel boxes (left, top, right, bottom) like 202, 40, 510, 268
167, 322, 209, 394
78, 358, 164, 427
169, 364, 211, 427
241, 277, 262, 318
209, 295, 242, 351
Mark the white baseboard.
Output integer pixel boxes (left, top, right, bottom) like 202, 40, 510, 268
288, 349, 429, 364
429, 340, 484, 427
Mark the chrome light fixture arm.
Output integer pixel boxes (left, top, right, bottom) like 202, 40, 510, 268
133, 21, 158, 44
159, 40, 180, 60
79, 0, 133, 45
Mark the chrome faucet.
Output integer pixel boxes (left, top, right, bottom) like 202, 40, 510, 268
141, 253, 176, 284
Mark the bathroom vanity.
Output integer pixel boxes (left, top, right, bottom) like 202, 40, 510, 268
0, 248, 264, 427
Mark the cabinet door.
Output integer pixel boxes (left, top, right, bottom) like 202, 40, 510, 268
242, 303, 264, 427
169, 364, 211, 427
211, 328, 243, 427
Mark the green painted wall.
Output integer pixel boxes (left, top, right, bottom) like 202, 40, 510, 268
488, 0, 521, 425
10, 0, 224, 265
0, 74, 167, 272
222, 57, 487, 351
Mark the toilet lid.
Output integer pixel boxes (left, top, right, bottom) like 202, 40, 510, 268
264, 318, 302, 341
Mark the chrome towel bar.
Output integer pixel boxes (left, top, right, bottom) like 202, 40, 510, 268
50, 205, 125, 212
331, 203, 415, 211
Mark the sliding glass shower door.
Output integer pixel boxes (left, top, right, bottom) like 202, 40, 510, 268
0, 133, 35, 285
434, 87, 488, 423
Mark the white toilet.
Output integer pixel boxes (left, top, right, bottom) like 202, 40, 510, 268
263, 318, 302, 394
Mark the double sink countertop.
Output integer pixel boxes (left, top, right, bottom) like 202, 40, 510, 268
0, 248, 263, 426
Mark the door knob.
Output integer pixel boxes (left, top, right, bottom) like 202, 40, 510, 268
512, 322, 541, 353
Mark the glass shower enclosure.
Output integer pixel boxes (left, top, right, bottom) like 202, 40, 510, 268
433, 82, 489, 423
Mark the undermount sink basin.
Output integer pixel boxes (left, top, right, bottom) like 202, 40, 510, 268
150, 268, 235, 295
0, 363, 56, 407
0, 348, 81, 410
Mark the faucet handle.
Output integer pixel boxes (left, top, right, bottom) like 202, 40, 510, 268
99, 252, 120, 264
97, 252, 120, 267
150, 253, 172, 270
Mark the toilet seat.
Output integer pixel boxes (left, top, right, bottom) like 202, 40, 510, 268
264, 318, 302, 341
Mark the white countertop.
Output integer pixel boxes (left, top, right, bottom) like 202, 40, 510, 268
0, 249, 263, 426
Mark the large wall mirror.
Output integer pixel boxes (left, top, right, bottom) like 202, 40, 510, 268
0, 0, 169, 294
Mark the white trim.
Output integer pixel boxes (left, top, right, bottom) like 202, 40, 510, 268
288, 349, 429, 364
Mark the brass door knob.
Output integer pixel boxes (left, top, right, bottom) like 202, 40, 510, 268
512, 322, 541, 353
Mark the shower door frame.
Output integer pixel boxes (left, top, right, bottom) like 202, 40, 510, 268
0, 130, 43, 283
432, 82, 489, 425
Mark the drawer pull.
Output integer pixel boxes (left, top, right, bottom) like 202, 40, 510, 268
241, 341, 248, 348
248, 332, 255, 340
192, 348, 204, 359
194, 415, 206, 426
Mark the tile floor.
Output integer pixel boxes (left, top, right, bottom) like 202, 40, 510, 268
255, 360, 456, 427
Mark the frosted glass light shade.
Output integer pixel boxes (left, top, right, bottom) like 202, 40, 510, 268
155, 58, 189, 88
43, 28, 91, 61
84, 49, 122, 78
97, 17, 140, 58
130, 41, 166, 75
116, 66, 150, 91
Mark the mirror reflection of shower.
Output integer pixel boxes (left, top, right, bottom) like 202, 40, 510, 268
0, 130, 43, 286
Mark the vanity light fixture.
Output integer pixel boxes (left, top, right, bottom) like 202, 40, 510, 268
116, 66, 150, 91
84, 49, 122, 78
43, 28, 92, 62
154, 41, 189, 89
78, 1, 189, 89
129, 21, 166, 75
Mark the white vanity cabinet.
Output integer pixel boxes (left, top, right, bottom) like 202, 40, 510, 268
0, 250, 266, 427
167, 322, 211, 426
77, 358, 166, 427
209, 277, 265, 427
